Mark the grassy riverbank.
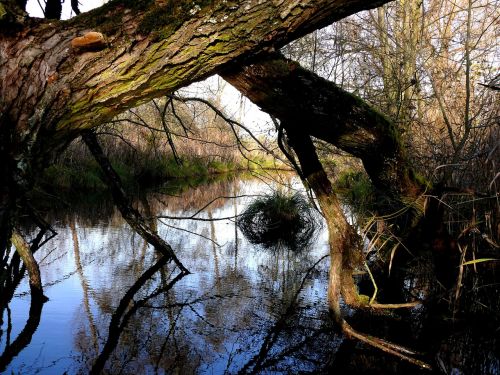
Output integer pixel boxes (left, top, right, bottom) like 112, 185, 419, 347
38, 153, 282, 194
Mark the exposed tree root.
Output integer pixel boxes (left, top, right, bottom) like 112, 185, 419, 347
276, 123, 431, 370
370, 301, 421, 309
341, 319, 432, 370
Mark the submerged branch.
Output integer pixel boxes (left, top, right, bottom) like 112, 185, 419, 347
10, 230, 47, 302
272, 123, 430, 369
0, 230, 47, 372
341, 320, 432, 370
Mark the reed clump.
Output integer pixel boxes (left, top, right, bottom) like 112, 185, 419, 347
237, 190, 321, 250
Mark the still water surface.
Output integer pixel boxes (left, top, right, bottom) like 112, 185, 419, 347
2, 176, 341, 374
3, 175, 498, 374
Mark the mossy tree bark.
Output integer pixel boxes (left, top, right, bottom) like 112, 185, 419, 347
222, 53, 426, 202
283, 124, 364, 319
0, 0, 390, 251
1, 0, 390, 159
223, 53, 460, 269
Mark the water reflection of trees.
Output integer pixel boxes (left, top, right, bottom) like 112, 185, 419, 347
38, 174, 247, 228
57, 178, 337, 373
151, 176, 242, 212
72, 251, 333, 374
7, 176, 497, 374
0, 222, 55, 372
0, 292, 44, 372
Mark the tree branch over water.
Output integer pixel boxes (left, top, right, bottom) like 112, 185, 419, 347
82, 130, 189, 273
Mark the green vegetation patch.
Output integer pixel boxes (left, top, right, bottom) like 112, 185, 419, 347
238, 190, 322, 251
40, 160, 136, 193
137, 5, 184, 39
335, 169, 375, 212
0, 4, 7, 20
39, 154, 257, 193
137, 0, 216, 41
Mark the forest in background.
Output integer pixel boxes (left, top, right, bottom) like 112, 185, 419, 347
285, 0, 498, 189
41, 82, 284, 192
42, 0, 498, 197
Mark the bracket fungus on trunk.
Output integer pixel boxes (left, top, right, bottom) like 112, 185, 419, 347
71, 31, 106, 52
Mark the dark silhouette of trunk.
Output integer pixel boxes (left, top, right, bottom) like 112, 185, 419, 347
0, 230, 48, 372
81, 131, 189, 273
14, 0, 27, 11
0, 119, 19, 264
0, 289, 44, 372
44, 0, 62, 19
90, 257, 187, 374
222, 53, 425, 203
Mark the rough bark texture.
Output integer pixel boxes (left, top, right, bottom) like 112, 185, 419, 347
222, 53, 426, 200
1, 0, 389, 157
0, 0, 392, 268
284, 124, 363, 319
0, 0, 391, 227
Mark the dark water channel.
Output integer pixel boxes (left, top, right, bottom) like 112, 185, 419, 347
1, 175, 499, 374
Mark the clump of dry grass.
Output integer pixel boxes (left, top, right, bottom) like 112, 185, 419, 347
237, 190, 322, 250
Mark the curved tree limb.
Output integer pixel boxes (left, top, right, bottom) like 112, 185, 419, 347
1, 0, 391, 155
282, 124, 431, 370
0, 0, 393, 265
221, 53, 426, 200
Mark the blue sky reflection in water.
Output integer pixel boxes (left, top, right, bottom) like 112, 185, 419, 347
1, 176, 341, 374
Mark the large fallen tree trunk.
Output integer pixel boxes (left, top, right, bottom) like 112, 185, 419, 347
0, 0, 391, 261
1, 0, 390, 158
222, 53, 459, 262
222, 53, 426, 201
